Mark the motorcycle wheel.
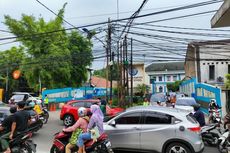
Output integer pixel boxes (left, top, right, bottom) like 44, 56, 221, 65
42, 114, 49, 124
19, 145, 32, 153
50, 145, 63, 153
206, 136, 219, 146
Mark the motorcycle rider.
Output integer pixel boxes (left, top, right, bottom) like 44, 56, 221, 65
62, 107, 89, 153
0, 106, 17, 153
208, 99, 220, 123
33, 100, 43, 115
77, 104, 104, 153
192, 104, 205, 127
10, 101, 31, 140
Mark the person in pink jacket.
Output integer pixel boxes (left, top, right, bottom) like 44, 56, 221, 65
63, 107, 89, 153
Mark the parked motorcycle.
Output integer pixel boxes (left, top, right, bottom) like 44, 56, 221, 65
201, 124, 222, 146
0, 131, 36, 153
39, 107, 49, 124
218, 129, 230, 153
50, 131, 114, 153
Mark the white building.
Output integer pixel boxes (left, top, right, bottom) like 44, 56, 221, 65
145, 61, 185, 94
185, 40, 230, 86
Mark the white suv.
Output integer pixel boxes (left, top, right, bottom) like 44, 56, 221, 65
9, 92, 41, 106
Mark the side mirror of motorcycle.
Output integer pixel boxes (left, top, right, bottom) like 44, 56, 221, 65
109, 120, 116, 127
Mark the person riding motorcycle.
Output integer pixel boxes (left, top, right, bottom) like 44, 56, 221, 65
208, 99, 220, 123
33, 100, 43, 115
62, 107, 89, 153
77, 104, 104, 153
192, 104, 205, 127
10, 101, 32, 140
0, 106, 17, 153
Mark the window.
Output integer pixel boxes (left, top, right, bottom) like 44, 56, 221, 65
167, 76, 171, 81
209, 65, 215, 80
115, 112, 141, 124
72, 102, 85, 107
228, 65, 230, 74
173, 76, 177, 81
144, 112, 172, 124
158, 76, 162, 82
85, 102, 93, 108
159, 86, 163, 92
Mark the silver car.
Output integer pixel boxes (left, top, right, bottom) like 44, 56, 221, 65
104, 106, 204, 153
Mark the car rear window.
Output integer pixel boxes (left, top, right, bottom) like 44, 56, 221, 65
186, 114, 198, 124
11, 95, 25, 101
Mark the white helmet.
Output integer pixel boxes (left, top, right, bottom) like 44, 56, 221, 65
78, 107, 86, 117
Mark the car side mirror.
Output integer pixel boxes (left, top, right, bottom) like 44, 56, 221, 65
109, 120, 116, 127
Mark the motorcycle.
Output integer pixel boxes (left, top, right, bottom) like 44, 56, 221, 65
39, 107, 49, 124
218, 130, 230, 153
0, 131, 37, 153
50, 131, 114, 153
201, 124, 223, 146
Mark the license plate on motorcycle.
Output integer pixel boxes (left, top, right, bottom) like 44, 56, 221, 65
32, 118, 36, 122
105, 141, 112, 147
40, 117, 44, 120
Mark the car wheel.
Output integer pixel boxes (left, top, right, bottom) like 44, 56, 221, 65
166, 142, 191, 153
63, 114, 74, 127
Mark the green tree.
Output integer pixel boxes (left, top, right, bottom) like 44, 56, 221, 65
135, 83, 150, 98
167, 80, 182, 92
0, 47, 28, 93
225, 74, 230, 89
93, 63, 119, 81
4, 4, 93, 91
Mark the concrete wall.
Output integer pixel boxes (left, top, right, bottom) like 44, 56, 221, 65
185, 45, 197, 78
198, 44, 230, 84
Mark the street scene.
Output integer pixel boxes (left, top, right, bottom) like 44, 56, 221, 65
1, 0, 230, 153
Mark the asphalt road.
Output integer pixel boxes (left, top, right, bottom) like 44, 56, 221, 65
33, 111, 219, 153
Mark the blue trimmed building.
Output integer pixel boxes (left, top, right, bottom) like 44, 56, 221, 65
145, 61, 185, 94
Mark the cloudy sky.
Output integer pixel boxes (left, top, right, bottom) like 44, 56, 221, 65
0, 0, 229, 70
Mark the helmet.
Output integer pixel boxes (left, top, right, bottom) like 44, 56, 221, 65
78, 107, 86, 117
193, 104, 200, 111
210, 99, 216, 103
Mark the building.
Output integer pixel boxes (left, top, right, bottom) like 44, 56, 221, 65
185, 40, 230, 86
128, 63, 150, 92
211, 0, 230, 28
145, 61, 185, 94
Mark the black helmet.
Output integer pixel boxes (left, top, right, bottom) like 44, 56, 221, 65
193, 104, 201, 111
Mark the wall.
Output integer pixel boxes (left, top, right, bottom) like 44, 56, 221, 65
128, 63, 150, 92
199, 44, 230, 84
185, 45, 197, 78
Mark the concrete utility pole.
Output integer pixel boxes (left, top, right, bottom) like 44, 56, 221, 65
108, 18, 113, 102
130, 38, 133, 105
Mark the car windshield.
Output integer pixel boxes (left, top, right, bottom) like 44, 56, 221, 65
176, 98, 197, 106
150, 93, 166, 102
11, 95, 25, 101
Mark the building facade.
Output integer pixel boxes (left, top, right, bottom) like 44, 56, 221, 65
128, 63, 150, 92
185, 40, 230, 86
145, 62, 185, 94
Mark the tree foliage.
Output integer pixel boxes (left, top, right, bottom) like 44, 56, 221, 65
167, 80, 182, 92
135, 83, 150, 97
3, 4, 93, 91
225, 74, 230, 89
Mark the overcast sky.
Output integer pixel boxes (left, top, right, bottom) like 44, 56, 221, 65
0, 0, 228, 70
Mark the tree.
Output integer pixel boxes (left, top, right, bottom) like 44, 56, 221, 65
0, 47, 29, 94
167, 80, 182, 92
135, 83, 150, 98
4, 4, 93, 91
225, 74, 230, 89
93, 63, 119, 81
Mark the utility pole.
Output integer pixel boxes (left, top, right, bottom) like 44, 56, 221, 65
130, 38, 133, 105
108, 18, 113, 102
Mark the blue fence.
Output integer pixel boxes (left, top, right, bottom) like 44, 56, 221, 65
42, 87, 108, 103
180, 78, 222, 114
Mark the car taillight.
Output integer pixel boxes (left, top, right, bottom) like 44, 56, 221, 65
188, 127, 201, 133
